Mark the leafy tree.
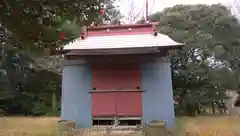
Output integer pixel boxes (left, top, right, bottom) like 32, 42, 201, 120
0, 0, 122, 115
0, 0, 122, 73
149, 4, 240, 115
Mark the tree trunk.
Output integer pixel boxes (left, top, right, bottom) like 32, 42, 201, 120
211, 101, 216, 115
52, 92, 56, 115
220, 100, 227, 115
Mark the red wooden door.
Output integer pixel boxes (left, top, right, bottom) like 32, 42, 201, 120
92, 92, 142, 117
91, 63, 142, 117
116, 92, 142, 116
92, 93, 116, 116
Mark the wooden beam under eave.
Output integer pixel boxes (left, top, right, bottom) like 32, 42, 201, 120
63, 44, 183, 56
65, 53, 168, 63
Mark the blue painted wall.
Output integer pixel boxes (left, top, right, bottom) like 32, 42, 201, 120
141, 58, 175, 128
61, 62, 92, 128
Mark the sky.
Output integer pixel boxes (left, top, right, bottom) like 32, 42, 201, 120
116, 0, 234, 23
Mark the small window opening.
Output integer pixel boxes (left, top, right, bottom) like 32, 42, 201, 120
136, 86, 140, 90
93, 88, 96, 90
118, 120, 141, 126
93, 119, 114, 126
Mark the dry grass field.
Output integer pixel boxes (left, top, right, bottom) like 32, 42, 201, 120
0, 116, 240, 136
175, 116, 240, 136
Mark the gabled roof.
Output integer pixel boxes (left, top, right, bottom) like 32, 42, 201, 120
63, 23, 183, 55
63, 33, 182, 50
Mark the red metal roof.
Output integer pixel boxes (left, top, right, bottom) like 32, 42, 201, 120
87, 23, 156, 30
87, 23, 156, 37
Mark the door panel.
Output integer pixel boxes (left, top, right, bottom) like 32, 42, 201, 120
92, 92, 142, 117
92, 93, 116, 116
92, 63, 140, 90
91, 62, 142, 117
116, 92, 142, 116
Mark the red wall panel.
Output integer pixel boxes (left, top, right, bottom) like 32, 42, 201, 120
92, 93, 116, 116
92, 63, 140, 90
116, 92, 142, 116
